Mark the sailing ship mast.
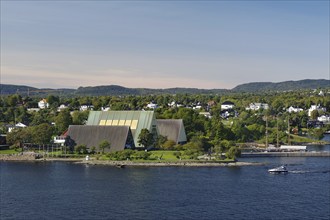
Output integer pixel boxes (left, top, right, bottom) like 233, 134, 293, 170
265, 115, 268, 148
287, 117, 291, 145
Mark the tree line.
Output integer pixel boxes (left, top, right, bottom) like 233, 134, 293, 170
1, 89, 329, 157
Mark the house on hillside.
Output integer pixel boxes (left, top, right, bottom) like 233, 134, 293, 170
57, 104, 68, 112
101, 106, 111, 111
168, 101, 184, 108
66, 125, 135, 152
7, 122, 27, 133
80, 104, 94, 111
308, 104, 326, 117
146, 102, 158, 109
38, 99, 49, 109
317, 115, 330, 123
199, 112, 211, 118
287, 106, 304, 113
221, 101, 235, 110
246, 103, 269, 111
53, 130, 68, 146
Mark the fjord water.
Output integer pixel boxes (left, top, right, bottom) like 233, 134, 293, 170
1, 157, 329, 220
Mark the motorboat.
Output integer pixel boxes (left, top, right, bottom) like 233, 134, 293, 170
268, 165, 288, 173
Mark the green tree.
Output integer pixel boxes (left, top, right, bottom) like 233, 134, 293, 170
133, 151, 151, 160
155, 135, 168, 149
6, 127, 32, 150
99, 140, 111, 154
225, 146, 241, 160
138, 129, 154, 148
72, 110, 89, 125
54, 109, 72, 134
162, 140, 176, 150
30, 111, 49, 126
32, 123, 54, 146
310, 110, 319, 120
75, 144, 88, 154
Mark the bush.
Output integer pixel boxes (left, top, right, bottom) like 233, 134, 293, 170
133, 151, 151, 160
90, 146, 96, 154
108, 150, 135, 161
75, 144, 88, 154
173, 151, 182, 159
161, 140, 176, 150
225, 146, 241, 160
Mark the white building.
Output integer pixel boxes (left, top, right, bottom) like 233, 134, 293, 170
193, 105, 202, 110
57, 104, 68, 112
308, 104, 326, 117
38, 99, 49, 109
53, 136, 66, 146
246, 103, 269, 111
146, 102, 158, 109
221, 101, 235, 110
317, 115, 330, 123
8, 122, 27, 133
287, 106, 304, 113
199, 112, 211, 118
80, 105, 94, 111
168, 101, 183, 108
101, 106, 111, 111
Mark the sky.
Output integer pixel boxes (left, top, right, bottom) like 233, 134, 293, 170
1, 1, 329, 89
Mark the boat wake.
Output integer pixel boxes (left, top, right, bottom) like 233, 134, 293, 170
288, 170, 330, 174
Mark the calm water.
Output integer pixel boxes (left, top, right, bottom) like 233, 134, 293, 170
1, 157, 329, 220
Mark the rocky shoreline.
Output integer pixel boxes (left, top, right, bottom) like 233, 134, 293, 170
76, 160, 264, 167
0, 153, 263, 167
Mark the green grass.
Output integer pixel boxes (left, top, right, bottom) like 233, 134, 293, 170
0, 149, 20, 154
290, 134, 327, 144
149, 150, 181, 161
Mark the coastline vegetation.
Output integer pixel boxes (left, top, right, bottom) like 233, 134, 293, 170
0, 89, 329, 162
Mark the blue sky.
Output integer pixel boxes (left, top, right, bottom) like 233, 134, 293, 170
1, 1, 329, 89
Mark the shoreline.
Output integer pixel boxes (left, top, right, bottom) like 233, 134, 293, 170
76, 160, 264, 167
0, 155, 263, 167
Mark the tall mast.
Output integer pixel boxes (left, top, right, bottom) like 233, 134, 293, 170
287, 117, 291, 145
265, 115, 268, 148
276, 115, 279, 147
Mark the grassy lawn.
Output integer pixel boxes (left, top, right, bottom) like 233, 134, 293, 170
0, 149, 20, 154
149, 150, 181, 161
290, 134, 327, 144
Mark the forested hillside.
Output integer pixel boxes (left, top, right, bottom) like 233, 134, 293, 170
232, 79, 329, 92
1, 79, 329, 96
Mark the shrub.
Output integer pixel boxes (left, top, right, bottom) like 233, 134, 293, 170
133, 151, 151, 160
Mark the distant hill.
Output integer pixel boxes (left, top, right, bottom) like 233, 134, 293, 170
0, 84, 75, 96
232, 79, 329, 92
1, 79, 329, 96
75, 85, 228, 96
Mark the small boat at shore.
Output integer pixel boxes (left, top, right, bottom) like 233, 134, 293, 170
268, 165, 288, 173
116, 164, 125, 168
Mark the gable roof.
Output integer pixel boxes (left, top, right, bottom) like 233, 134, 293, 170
156, 119, 187, 144
86, 111, 157, 147
222, 101, 235, 105
67, 125, 134, 152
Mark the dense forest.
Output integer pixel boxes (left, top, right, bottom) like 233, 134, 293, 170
1, 87, 329, 158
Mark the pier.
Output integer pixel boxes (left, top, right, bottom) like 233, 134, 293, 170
241, 151, 330, 157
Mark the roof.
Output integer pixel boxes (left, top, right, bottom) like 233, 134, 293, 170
222, 101, 235, 105
67, 125, 134, 152
86, 111, 157, 147
156, 119, 187, 144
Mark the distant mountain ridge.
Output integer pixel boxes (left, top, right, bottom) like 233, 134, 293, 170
232, 79, 329, 92
1, 79, 329, 96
